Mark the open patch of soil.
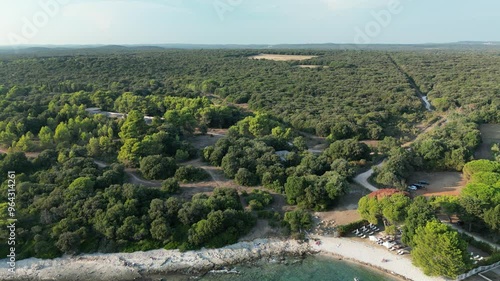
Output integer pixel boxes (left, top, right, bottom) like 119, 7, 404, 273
314, 184, 370, 226
249, 54, 318, 61
296, 65, 328, 68
188, 129, 228, 150
408, 172, 466, 197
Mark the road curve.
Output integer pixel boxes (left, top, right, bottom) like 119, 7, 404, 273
93, 160, 160, 187
353, 162, 383, 192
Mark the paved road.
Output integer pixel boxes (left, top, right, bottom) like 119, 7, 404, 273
353, 162, 384, 192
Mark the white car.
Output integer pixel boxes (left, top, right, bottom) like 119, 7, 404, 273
408, 186, 417, 191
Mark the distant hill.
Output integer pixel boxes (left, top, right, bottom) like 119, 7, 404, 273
0, 41, 499, 55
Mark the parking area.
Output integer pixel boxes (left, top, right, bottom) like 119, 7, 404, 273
408, 171, 466, 196
465, 265, 500, 281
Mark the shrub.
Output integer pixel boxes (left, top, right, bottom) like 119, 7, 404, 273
140, 155, 177, 180
459, 233, 495, 254
337, 220, 369, 237
244, 189, 274, 210
235, 168, 259, 186
284, 209, 312, 233
175, 150, 189, 162
161, 178, 180, 194
174, 165, 209, 183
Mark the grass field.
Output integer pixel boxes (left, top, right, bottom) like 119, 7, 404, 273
475, 124, 500, 160
249, 54, 318, 61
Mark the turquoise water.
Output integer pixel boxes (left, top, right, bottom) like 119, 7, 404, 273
196, 255, 400, 281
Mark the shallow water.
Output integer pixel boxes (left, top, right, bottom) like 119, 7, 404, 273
158, 255, 400, 281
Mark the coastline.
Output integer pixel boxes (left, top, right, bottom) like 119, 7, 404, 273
311, 236, 446, 281
0, 237, 445, 281
0, 239, 310, 281
317, 252, 407, 281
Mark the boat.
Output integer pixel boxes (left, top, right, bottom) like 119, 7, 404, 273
354, 278, 360, 281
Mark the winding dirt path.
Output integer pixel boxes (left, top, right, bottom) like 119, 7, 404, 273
93, 159, 160, 187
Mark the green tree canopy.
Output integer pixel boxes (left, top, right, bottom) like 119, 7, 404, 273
412, 221, 471, 278
139, 155, 178, 180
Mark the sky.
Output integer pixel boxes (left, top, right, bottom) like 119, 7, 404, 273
0, 0, 499, 46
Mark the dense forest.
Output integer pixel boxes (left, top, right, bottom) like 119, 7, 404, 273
0, 48, 499, 267
391, 51, 500, 123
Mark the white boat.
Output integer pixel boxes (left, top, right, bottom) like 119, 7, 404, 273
354, 278, 360, 281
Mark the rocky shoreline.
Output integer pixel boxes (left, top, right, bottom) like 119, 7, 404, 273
0, 239, 312, 281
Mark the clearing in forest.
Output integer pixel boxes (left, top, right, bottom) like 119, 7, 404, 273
474, 124, 500, 160
313, 184, 369, 226
408, 172, 466, 197
296, 65, 328, 68
249, 54, 318, 61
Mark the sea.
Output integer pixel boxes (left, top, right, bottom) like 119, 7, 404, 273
156, 255, 400, 281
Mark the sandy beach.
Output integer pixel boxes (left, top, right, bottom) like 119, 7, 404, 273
0, 236, 447, 281
311, 236, 446, 281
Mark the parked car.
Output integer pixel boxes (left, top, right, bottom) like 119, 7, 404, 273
418, 181, 429, 185
408, 186, 417, 191
413, 183, 424, 189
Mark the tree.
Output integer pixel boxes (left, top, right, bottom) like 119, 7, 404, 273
119, 110, 147, 139
330, 158, 356, 179
402, 196, 437, 246
484, 205, 500, 232
139, 155, 178, 180
324, 139, 370, 162
358, 190, 410, 225
234, 168, 259, 186
284, 209, 312, 233
0, 152, 31, 174
323, 172, 349, 200
284, 176, 308, 205
380, 193, 411, 225
293, 136, 307, 151
66, 177, 95, 201
117, 138, 141, 167
161, 178, 180, 194
56, 232, 81, 254
412, 221, 470, 278
378, 136, 401, 155
460, 182, 499, 218
358, 196, 381, 224
150, 218, 171, 241
14, 132, 35, 151
116, 216, 147, 241
87, 137, 101, 157
174, 165, 209, 183
201, 79, 219, 94
463, 160, 500, 180
54, 122, 71, 143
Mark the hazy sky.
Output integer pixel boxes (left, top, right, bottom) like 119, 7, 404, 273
1, 0, 499, 45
